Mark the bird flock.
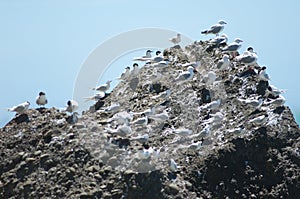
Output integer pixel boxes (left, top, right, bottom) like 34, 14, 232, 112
6, 20, 287, 172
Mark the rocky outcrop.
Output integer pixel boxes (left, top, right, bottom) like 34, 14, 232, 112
1, 39, 300, 198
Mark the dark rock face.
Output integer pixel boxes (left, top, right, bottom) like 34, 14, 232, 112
1, 40, 300, 199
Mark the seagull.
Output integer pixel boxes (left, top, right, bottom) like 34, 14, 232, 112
105, 124, 132, 137
203, 112, 224, 124
237, 97, 263, 109
149, 110, 169, 122
172, 128, 193, 136
222, 38, 243, 55
217, 54, 230, 70
92, 80, 112, 93
209, 34, 228, 45
199, 99, 221, 111
8, 101, 30, 114
267, 85, 286, 97
65, 100, 78, 113
116, 66, 130, 81
180, 141, 203, 150
152, 59, 170, 67
169, 33, 181, 45
36, 91, 48, 107
151, 89, 171, 100
132, 106, 156, 116
258, 66, 270, 81
190, 125, 211, 138
175, 66, 195, 82
133, 50, 153, 61
249, 115, 267, 125
131, 63, 139, 76
169, 159, 179, 172
131, 134, 149, 143
107, 110, 133, 125
83, 92, 105, 102
130, 114, 148, 126
138, 147, 154, 159
204, 71, 217, 85
103, 102, 120, 113
235, 47, 258, 65
266, 95, 286, 107
201, 20, 227, 36
182, 61, 201, 68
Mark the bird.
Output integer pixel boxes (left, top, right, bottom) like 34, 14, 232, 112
222, 38, 243, 56
133, 50, 153, 61
149, 110, 169, 122
201, 20, 227, 36
237, 97, 263, 109
107, 110, 133, 125
130, 114, 148, 126
105, 124, 132, 137
258, 66, 270, 81
131, 63, 139, 77
152, 59, 170, 67
8, 101, 30, 114
169, 159, 179, 172
204, 71, 217, 85
131, 134, 149, 143
175, 66, 195, 82
203, 112, 224, 124
209, 34, 228, 45
235, 47, 258, 65
138, 147, 154, 159
180, 141, 203, 150
102, 102, 121, 113
172, 128, 193, 136
65, 100, 78, 113
199, 99, 221, 111
83, 92, 106, 102
267, 85, 286, 97
249, 115, 267, 125
116, 66, 130, 81
92, 80, 112, 93
132, 106, 156, 116
266, 95, 286, 107
36, 91, 48, 107
169, 33, 181, 45
217, 54, 230, 70
151, 89, 171, 100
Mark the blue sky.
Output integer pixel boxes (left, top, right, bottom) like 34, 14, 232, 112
0, 0, 299, 127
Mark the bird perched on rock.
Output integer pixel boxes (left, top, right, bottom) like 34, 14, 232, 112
258, 66, 270, 81
169, 158, 179, 172
175, 66, 195, 82
83, 92, 106, 102
201, 20, 227, 36
92, 80, 112, 93
209, 34, 228, 45
169, 33, 181, 45
131, 63, 140, 77
65, 100, 78, 113
117, 66, 130, 81
222, 38, 243, 57
36, 91, 48, 107
133, 50, 153, 61
217, 54, 230, 70
235, 47, 258, 66
8, 101, 30, 114
130, 113, 148, 126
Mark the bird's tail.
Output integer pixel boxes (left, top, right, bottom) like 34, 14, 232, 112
201, 30, 208, 34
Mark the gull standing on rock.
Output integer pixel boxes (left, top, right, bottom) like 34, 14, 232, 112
117, 66, 130, 81
222, 38, 243, 57
65, 100, 78, 113
133, 50, 153, 61
235, 47, 258, 66
201, 20, 227, 36
131, 63, 139, 77
8, 101, 30, 114
92, 80, 112, 93
36, 92, 48, 107
258, 66, 270, 81
217, 54, 230, 70
130, 113, 148, 126
175, 66, 195, 82
169, 159, 179, 172
169, 33, 181, 45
